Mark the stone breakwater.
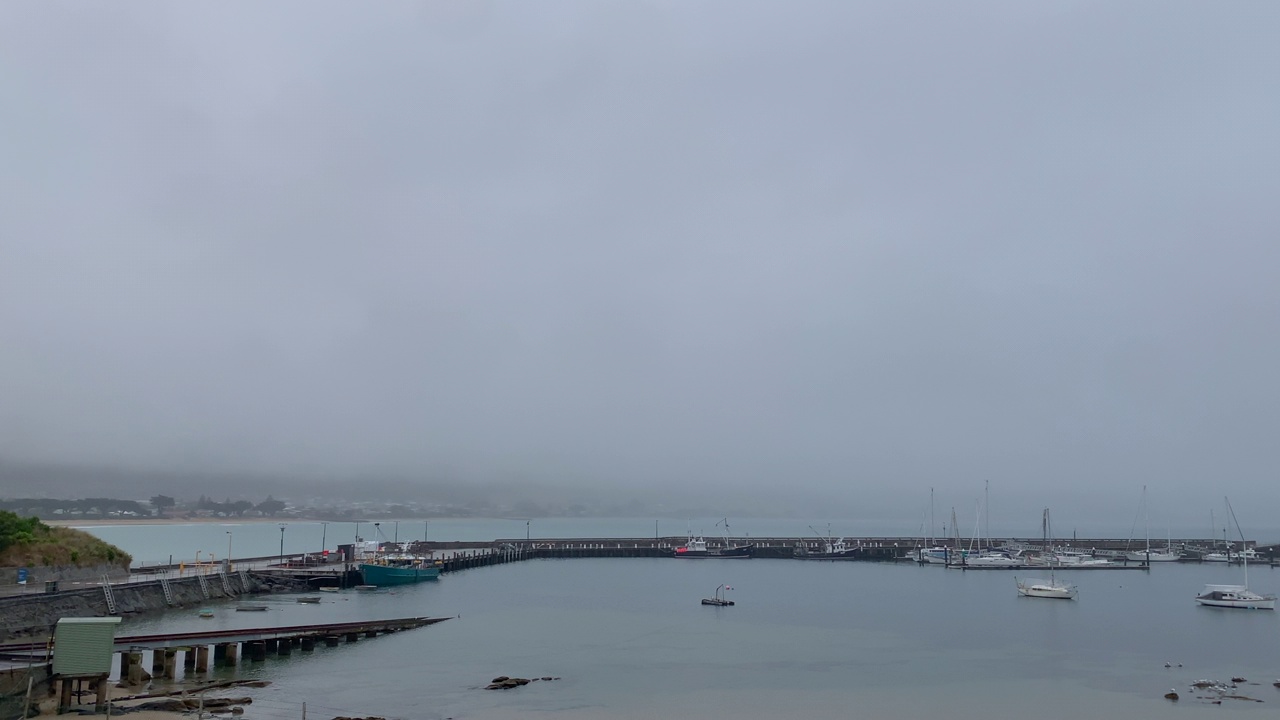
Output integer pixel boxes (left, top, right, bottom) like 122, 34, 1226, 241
0, 573, 308, 641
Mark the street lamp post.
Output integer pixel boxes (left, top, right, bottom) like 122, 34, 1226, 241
279, 524, 286, 567
225, 532, 232, 571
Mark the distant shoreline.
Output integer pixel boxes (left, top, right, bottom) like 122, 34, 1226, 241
44, 517, 327, 527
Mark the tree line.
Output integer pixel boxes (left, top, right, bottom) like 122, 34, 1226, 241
0, 495, 287, 519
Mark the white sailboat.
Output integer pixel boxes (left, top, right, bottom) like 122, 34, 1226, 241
1124, 486, 1182, 562
1016, 509, 1077, 600
915, 488, 952, 564
1194, 497, 1275, 610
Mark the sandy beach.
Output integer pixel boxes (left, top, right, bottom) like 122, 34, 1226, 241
34, 677, 267, 719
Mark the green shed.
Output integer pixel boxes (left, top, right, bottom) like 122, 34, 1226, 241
52, 617, 121, 677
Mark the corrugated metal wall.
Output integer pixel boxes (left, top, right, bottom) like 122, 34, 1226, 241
52, 617, 120, 676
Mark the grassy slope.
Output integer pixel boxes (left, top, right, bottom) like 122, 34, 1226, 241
0, 518, 132, 569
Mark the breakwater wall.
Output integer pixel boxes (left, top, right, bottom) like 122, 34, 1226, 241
0, 573, 306, 642
0, 563, 129, 586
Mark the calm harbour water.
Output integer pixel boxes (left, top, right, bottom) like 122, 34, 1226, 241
77, 521, 1280, 720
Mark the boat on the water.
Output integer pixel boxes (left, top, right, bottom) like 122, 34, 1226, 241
1124, 548, 1182, 562
1030, 550, 1112, 567
1015, 509, 1077, 600
198, 609, 214, 618
674, 535, 753, 559
359, 560, 441, 586
318, 586, 340, 593
1194, 497, 1275, 610
357, 535, 442, 586
701, 584, 735, 606
964, 551, 1022, 567
1016, 576, 1077, 599
296, 596, 321, 604
794, 525, 860, 560
1195, 584, 1276, 610
673, 519, 753, 559
354, 584, 378, 591
1202, 547, 1259, 563
916, 546, 960, 564
235, 604, 268, 612
1124, 486, 1183, 562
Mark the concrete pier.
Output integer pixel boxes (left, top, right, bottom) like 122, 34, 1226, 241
195, 645, 209, 673
125, 652, 143, 685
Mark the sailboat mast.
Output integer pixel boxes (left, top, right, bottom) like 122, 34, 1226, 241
1225, 497, 1249, 589
930, 488, 935, 546
984, 480, 990, 550
1143, 485, 1150, 554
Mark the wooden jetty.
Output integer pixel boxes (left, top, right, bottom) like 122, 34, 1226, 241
0, 616, 449, 687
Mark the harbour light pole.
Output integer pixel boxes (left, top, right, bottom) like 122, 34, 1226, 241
225, 532, 232, 571
279, 524, 286, 567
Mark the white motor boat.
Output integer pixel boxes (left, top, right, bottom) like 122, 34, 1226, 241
1195, 584, 1275, 610
917, 546, 957, 564
1202, 548, 1259, 563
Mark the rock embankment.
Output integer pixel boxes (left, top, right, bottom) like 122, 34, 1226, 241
0, 572, 308, 641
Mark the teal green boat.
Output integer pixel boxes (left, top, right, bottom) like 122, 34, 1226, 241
359, 561, 441, 586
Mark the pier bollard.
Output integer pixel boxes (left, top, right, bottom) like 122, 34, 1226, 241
195, 646, 209, 673
345, 633, 359, 643
324, 636, 340, 647
300, 637, 315, 651
162, 649, 177, 679
224, 643, 238, 666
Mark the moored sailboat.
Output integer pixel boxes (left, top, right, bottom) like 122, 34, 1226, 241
1015, 509, 1077, 600
1124, 486, 1182, 562
1194, 498, 1274, 610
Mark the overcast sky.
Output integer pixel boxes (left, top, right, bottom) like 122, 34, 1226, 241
2, 2, 1278, 527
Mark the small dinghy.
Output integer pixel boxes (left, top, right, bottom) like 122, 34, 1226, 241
701, 584, 735, 606
235, 604, 269, 612
296, 596, 322, 604
317, 587, 340, 593
198, 609, 214, 618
